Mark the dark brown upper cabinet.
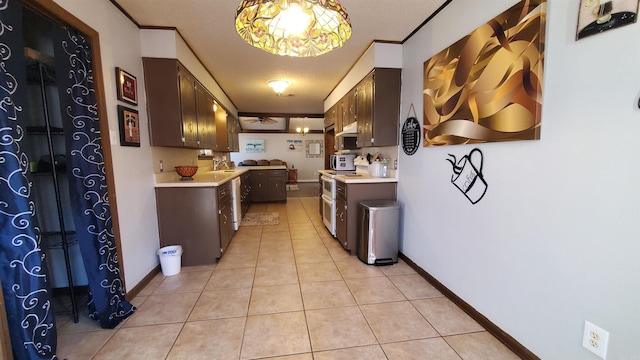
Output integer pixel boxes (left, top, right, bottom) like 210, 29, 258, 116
356, 68, 401, 148
143, 58, 221, 150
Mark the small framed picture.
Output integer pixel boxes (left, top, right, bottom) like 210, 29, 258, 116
576, 0, 639, 40
118, 105, 140, 147
116, 67, 137, 105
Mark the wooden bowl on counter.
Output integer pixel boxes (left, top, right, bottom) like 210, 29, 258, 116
175, 165, 198, 180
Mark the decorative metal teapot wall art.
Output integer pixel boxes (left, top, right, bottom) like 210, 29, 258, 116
446, 148, 488, 204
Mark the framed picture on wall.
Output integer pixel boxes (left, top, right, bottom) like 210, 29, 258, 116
118, 105, 140, 147
576, 0, 639, 40
287, 139, 303, 151
116, 67, 138, 105
245, 139, 265, 153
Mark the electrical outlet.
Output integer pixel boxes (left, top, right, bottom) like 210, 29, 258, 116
583, 321, 609, 359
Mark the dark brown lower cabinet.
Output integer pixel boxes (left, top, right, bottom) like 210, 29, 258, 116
250, 170, 287, 203
318, 174, 323, 216
240, 172, 251, 217
217, 181, 234, 255
155, 183, 234, 266
335, 181, 397, 255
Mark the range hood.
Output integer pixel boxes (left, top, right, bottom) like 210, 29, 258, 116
336, 121, 357, 137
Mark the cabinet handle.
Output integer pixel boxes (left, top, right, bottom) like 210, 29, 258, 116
218, 210, 222, 215
222, 214, 228, 224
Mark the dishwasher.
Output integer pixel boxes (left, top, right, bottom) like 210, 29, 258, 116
231, 177, 242, 230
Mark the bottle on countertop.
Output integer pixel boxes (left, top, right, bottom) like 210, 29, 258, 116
381, 159, 388, 178
370, 159, 382, 177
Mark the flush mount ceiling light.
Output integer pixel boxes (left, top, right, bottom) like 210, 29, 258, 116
268, 80, 291, 94
235, 0, 352, 57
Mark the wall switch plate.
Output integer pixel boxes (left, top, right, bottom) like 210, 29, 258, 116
109, 130, 118, 144
583, 320, 609, 359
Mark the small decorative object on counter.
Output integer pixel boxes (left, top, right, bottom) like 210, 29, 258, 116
381, 159, 389, 177
175, 165, 198, 180
370, 160, 382, 177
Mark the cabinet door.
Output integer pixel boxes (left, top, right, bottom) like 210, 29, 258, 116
336, 97, 344, 133
335, 196, 347, 248
347, 88, 357, 125
356, 74, 373, 148
215, 107, 229, 151
341, 88, 356, 126
268, 175, 286, 201
241, 173, 251, 216
250, 171, 268, 202
370, 68, 401, 147
218, 202, 233, 253
227, 115, 240, 152
142, 58, 183, 147
179, 68, 199, 148
156, 187, 221, 265
318, 174, 323, 217
196, 85, 216, 149
217, 182, 234, 254
324, 104, 336, 128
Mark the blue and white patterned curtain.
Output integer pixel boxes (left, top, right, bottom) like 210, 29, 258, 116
53, 26, 135, 329
0, 1, 58, 359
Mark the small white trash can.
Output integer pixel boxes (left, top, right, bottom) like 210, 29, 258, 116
157, 245, 183, 276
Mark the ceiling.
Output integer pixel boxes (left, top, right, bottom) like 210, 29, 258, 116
113, 0, 449, 128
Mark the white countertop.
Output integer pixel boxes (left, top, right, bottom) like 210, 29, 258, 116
155, 165, 287, 187
318, 169, 397, 184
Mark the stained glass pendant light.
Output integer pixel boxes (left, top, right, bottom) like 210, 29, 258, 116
235, 0, 352, 57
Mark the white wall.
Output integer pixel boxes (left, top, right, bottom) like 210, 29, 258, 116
231, 133, 324, 181
53, 0, 160, 290
399, 1, 640, 359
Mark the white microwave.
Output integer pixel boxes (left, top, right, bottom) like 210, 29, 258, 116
330, 154, 356, 171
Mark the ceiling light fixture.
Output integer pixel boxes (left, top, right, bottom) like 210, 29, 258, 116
296, 117, 309, 135
268, 80, 291, 94
235, 0, 352, 57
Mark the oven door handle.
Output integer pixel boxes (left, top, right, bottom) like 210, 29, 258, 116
321, 194, 333, 203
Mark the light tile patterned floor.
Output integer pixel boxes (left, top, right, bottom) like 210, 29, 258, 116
55, 196, 521, 359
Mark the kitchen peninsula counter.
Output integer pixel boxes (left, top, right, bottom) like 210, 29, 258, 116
154, 165, 287, 265
318, 169, 398, 184
155, 165, 287, 187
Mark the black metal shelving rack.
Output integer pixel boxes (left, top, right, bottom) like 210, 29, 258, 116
25, 54, 81, 323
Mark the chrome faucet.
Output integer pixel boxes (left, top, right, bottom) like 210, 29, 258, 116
213, 158, 228, 171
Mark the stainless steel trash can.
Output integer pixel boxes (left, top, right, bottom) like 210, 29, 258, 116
358, 200, 400, 265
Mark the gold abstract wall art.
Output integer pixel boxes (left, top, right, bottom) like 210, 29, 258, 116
423, 0, 546, 147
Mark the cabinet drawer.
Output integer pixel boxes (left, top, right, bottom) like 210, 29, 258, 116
336, 181, 346, 199
218, 181, 232, 202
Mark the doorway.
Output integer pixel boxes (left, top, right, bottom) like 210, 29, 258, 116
1, 1, 128, 358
